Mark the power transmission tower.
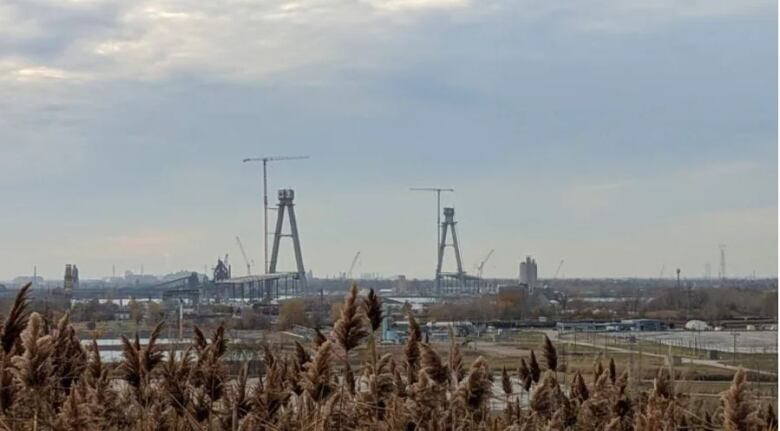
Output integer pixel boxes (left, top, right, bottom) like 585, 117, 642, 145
243, 155, 309, 274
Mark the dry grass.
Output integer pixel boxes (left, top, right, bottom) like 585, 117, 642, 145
0, 282, 773, 430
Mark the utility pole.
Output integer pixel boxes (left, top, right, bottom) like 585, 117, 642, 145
243, 156, 309, 274
410, 187, 454, 293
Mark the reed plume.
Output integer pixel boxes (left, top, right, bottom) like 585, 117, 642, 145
518, 357, 532, 392
543, 335, 558, 372
448, 330, 464, 385
50, 312, 87, 394
305, 340, 334, 401
765, 403, 777, 431
405, 314, 422, 385
55, 384, 98, 430
420, 343, 448, 385
227, 362, 251, 426
608, 357, 617, 384
191, 324, 228, 407
721, 368, 761, 431
570, 371, 589, 403
593, 358, 604, 383
86, 338, 103, 382
159, 347, 192, 415
252, 354, 289, 425
313, 327, 327, 348
294, 340, 311, 368
501, 366, 512, 396
193, 325, 208, 352
13, 312, 51, 383
333, 283, 369, 354
141, 321, 164, 376
363, 288, 384, 332
457, 357, 493, 413
1, 283, 31, 355
529, 350, 541, 383
344, 361, 356, 394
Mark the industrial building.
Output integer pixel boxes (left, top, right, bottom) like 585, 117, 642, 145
519, 256, 537, 293
64, 264, 79, 291
381, 319, 475, 344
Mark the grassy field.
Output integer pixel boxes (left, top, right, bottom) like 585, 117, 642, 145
72, 320, 778, 407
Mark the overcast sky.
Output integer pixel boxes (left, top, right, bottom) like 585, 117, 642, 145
0, 0, 777, 281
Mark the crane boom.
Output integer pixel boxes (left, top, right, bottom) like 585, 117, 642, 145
477, 249, 494, 278
347, 251, 361, 279
553, 259, 564, 279
409, 187, 455, 192
243, 155, 310, 163
235, 236, 252, 276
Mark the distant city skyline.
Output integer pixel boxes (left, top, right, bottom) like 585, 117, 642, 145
0, 0, 776, 280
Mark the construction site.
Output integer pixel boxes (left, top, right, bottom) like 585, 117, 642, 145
0, 154, 775, 413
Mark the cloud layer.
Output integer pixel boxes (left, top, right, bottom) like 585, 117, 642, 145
0, 0, 776, 280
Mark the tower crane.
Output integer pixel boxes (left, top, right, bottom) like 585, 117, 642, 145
347, 251, 361, 279
235, 236, 253, 276
476, 249, 494, 278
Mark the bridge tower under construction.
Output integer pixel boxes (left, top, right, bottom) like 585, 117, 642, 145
268, 189, 307, 293
213, 188, 308, 303
436, 207, 466, 294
